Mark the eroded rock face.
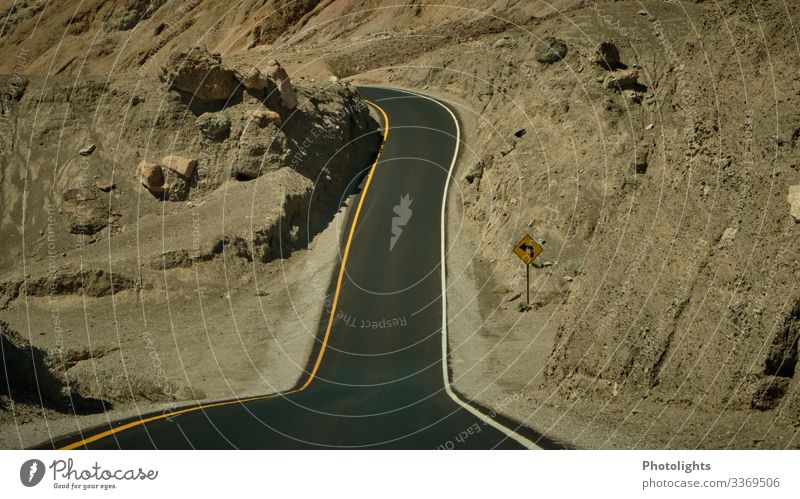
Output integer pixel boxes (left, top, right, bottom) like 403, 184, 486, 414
62, 188, 108, 235
160, 45, 241, 102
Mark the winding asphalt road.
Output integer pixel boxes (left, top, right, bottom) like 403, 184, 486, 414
51, 86, 551, 450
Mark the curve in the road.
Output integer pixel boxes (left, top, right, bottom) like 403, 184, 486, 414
49, 87, 559, 450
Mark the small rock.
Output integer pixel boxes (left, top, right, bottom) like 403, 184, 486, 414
788, 185, 800, 221
493, 36, 515, 49
604, 68, 639, 91
625, 90, 643, 103
593, 41, 620, 69
195, 112, 231, 137
720, 227, 738, 245
3, 76, 28, 100
95, 179, 114, 192
328, 75, 339, 82
645, 123, 654, 130
79, 144, 96, 156
139, 161, 165, 191
162, 155, 197, 179
535, 37, 567, 64
564, 275, 573, 282
249, 109, 281, 127
638, 10, 647, 16
464, 160, 485, 184
633, 149, 649, 174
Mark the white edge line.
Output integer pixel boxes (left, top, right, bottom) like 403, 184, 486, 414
375, 86, 540, 450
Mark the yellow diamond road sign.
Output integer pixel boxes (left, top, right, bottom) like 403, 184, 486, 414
513, 234, 542, 265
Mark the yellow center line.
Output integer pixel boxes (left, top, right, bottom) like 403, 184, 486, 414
58, 99, 390, 450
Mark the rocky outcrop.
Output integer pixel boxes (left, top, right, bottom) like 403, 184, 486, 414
160, 45, 241, 102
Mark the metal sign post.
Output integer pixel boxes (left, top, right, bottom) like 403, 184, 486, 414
526, 263, 530, 306
513, 234, 543, 307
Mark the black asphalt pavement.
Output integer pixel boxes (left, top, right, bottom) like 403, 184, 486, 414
52, 87, 546, 450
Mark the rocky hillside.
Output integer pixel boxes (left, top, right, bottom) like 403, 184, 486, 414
0, 2, 381, 448
256, 0, 798, 447
0, 43, 377, 282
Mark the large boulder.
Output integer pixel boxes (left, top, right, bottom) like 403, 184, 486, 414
789, 185, 800, 222
265, 60, 298, 110
160, 46, 241, 102
62, 188, 108, 235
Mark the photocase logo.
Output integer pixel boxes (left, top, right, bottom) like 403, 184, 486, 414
390, 193, 413, 251
20, 459, 45, 487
